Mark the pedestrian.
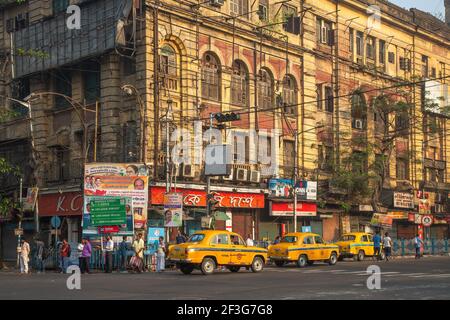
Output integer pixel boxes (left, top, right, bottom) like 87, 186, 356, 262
414, 234, 424, 259
156, 236, 166, 272
19, 239, 31, 274
104, 236, 114, 273
246, 234, 254, 247
119, 236, 129, 273
373, 231, 382, 261
383, 232, 393, 262
131, 233, 145, 273
60, 239, 71, 273
80, 238, 92, 274
273, 236, 281, 244
34, 238, 45, 273
176, 230, 186, 244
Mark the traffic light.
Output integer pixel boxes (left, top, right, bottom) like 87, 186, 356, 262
207, 192, 220, 212
214, 112, 241, 123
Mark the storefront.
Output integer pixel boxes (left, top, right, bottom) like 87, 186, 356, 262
149, 185, 265, 240
38, 191, 83, 244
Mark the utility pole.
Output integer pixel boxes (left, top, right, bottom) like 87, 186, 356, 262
153, 0, 160, 179
165, 100, 173, 193
206, 113, 214, 218
16, 178, 23, 269
293, 130, 298, 233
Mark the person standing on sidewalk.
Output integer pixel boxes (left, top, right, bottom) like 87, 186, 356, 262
119, 236, 129, 273
80, 238, 92, 274
373, 231, 382, 261
176, 230, 186, 244
60, 240, 71, 273
131, 233, 145, 273
156, 236, 166, 273
414, 234, 424, 259
383, 232, 393, 262
19, 239, 31, 274
34, 238, 45, 273
246, 234, 254, 247
104, 236, 114, 273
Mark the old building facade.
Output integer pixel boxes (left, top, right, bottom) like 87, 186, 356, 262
0, 0, 449, 260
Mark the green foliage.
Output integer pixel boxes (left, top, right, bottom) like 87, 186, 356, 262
0, 158, 21, 219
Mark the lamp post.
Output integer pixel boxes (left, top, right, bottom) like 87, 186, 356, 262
121, 85, 147, 163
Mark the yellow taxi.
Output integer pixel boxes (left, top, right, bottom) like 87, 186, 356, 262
168, 230, 268, 275
268, 232, 340, 267
334, 232, 384, 261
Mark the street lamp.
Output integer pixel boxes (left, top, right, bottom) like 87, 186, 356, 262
121, 84, 147, 163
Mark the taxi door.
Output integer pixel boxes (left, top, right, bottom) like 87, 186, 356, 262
229, 234, 249, 265
209, 233, 231, 265
363, 234, 374, 256
314, 235, 328, 260
302, 235, 316, 260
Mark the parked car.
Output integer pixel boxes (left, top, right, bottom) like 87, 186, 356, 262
334, 232, 385, 261
268, 232, 339, 267
168, 230, 268, 275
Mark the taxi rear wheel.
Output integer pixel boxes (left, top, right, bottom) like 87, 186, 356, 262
357, 250, 365, 261
297, 255, 308, 268
328, 252, 338, 265
180, 265, 194, 275
201, 258, 216, 275
251, 257, 264, 273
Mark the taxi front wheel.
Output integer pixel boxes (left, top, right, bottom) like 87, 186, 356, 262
201, 258, 216, 275
328, 253, 338, 265
297, 255, 308, 268
251, 257, 264, 273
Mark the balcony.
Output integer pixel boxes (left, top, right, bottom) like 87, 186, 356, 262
44, 161, 83, 186
424, 158, 446, 170
13, 0, 125, 78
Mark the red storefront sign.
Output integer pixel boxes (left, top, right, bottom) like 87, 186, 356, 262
270, 202, 317, 217
98, 226, 120, 234
38, 192, 83, 217
150, 187, 265, 209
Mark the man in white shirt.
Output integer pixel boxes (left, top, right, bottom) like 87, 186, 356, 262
246, 234, 254, 247
383, 232, 392, 262
104, 236, 114, 273
19, 239, 30, 274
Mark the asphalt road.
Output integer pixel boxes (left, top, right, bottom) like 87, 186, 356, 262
1, 256, 450, 300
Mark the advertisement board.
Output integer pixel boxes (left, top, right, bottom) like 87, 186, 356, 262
147, 228, 165, 255
164, 193, 183, 227
90, 197, 126, 226
393, 192, 414, 209
371, 213, 393, 229
84, 163, 149, 229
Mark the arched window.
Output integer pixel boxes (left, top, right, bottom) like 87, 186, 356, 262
202, 52, 221, 101
351, 92, 367, 130
257, 68, 274, 110
159, 45, 178, 90
282, 75, 298, 115
231, 60, 249, 106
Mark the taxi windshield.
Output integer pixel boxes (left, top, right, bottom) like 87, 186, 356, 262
187, 234, 205, 243
281, 236, 297, 243
340, 235, 356, 241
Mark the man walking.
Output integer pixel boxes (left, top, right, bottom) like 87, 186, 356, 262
104, 236, 114, 273
373, 231, 381, 261
60, 240, 71, 273
383, 232, 393, 262
246, 234, 254, 247
414, 234, 424, 259
80, 238, 92, 274
119, 236, 129, 273
19, 239, 31, 274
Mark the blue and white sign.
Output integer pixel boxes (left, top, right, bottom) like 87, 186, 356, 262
51, 216, 61, 229
295, 181, 317, 201
147, 228, 165, 255
302, 226, 312, 233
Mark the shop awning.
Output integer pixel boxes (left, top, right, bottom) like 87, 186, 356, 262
214, 211, 230, 221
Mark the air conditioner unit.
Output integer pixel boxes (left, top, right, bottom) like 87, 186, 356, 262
354, 119, 363, 129
236, 168, 248, 182
223, 168, 234, 181
183, 164, 196, 178
209, 0, 224, 7
249, 170, 261, 183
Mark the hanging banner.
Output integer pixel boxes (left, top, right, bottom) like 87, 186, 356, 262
164, 193, 183, 227
147, 228, 165, 255
84, 163, 149, 229
371, 213, 393, 229
23, 187, 39, 211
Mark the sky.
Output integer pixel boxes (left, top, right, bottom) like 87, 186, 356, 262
389, 0, 445, 19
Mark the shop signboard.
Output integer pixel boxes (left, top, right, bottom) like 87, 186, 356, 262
268, 179, 294, 198
370, 213, 393, 229
164, 193, 183, 227
393, 192, 414, 209
295, 180, 317, 201
387, 212, 409, 220
269, 202, 317, 217
84, 163, 149, 229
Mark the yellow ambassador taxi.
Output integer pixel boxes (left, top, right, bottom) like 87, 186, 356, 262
268, 232, 340, 267
335, 232, 385, 261
168, 230, 268, 275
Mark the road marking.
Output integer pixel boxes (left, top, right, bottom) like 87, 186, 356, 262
410, 274, 450, 278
